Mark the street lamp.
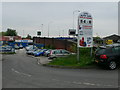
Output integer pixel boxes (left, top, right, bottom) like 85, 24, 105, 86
23, 30, 24, 38
73, 10, 80, 30
48, 21, 53, 37
41, 24, 43, 36
73, 10, 80, 63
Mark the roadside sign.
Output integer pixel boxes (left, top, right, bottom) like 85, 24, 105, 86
69, 29, 76, 36
37, 31, 41, 36
77, 12, 93, 47
15, 40, 33, 43
106, 40, 113, 45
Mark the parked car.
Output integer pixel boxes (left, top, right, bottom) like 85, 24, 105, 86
48, 49, 73, 59
19, 44, 23, 49
26, 48, 38, 55
34, 49, 47, 57
25, 45, 37, 51
0, 46, 15, 52
14, 45, 20, 49
44, 49, 52, 57
33, 49, 40, 54
95, 43, 120, 70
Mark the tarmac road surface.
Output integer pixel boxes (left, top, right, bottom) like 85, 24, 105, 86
2, 49, 118, 88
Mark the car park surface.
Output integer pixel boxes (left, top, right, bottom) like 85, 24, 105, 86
95, 43, 120, 70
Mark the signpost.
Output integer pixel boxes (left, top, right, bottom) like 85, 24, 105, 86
69, 29, 76, 36
77, 12, 93, 62
106, 40, 113, 45
37, 31, 41, 36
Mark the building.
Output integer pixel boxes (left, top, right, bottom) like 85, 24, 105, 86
33, 37, 77, 52
103, 34, 120, 44
0, 36, 22, 41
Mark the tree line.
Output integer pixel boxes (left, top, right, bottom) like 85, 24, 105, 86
0, 28, 32, 39
0, 28, 17, 36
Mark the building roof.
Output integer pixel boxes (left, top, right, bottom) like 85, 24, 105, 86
103, 34, 120, 41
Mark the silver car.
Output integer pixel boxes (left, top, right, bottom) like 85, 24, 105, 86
48, 49, 71, 59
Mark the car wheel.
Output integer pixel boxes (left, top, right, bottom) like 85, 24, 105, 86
108, 61, 117, 70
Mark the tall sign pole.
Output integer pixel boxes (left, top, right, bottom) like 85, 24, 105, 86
77, 12, 93, 62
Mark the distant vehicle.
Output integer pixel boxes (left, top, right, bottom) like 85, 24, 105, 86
25, 45, 37, 51
26, 48, 38, 55
14, 45, 20, 49
19, 44, 23, 49
95, 43, 120, 70
48, 49, 74, 59
0, 46, 15, 52
44, 49, 52, 57
32, 49, 41, 55
34, 49, 47, 57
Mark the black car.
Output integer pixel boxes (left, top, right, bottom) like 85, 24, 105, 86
95, 43, 120, 70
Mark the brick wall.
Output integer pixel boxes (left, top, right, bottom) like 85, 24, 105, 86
33, 37, 76, 52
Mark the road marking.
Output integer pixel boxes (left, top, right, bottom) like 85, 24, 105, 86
51, 78, 115, 87
11, 68, 32, 77
83, 82, 95, 86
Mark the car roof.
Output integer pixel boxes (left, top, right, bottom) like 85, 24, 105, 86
99, 43, 120, 49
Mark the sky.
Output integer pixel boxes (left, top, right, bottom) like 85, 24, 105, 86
1, 2, 118, 38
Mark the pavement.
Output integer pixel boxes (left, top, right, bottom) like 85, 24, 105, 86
35, 56, 51, 65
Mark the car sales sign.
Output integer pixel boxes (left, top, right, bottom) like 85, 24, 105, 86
77, 12, 93, 47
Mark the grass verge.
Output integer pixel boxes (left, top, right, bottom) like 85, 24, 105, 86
48, 48, 96, 68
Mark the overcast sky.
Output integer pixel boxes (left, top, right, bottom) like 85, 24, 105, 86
2, 2, 118, 37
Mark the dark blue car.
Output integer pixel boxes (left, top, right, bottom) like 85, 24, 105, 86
0, 46, 15, 52
34, 49, 47, 56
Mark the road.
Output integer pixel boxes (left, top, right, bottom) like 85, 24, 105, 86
2, 49, 118, 88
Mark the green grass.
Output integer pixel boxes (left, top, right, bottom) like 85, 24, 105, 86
48, 48, 95, 68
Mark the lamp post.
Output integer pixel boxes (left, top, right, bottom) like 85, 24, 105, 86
41, 24, 43, 36
73, 10, 80, 30
73, 10, 80, 63
48, 21, 53, 37
23, 30, 25, 38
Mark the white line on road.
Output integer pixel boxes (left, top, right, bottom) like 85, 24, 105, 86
52, 78, 115, 87
11, 68, 32, 77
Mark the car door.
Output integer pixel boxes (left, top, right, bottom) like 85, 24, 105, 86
62, 50, 70, 56
113, 47, 120, 63
55, 50, 63, 57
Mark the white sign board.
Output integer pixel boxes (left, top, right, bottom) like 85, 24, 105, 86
77, 12, 93, 47
15, 40, 33, 43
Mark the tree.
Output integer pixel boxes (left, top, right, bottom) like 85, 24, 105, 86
0, 32, 6, 36
26, 34, 32, 39
5, 28, 17, 36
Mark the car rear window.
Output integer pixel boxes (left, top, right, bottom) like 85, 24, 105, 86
96, 48, 112, 54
